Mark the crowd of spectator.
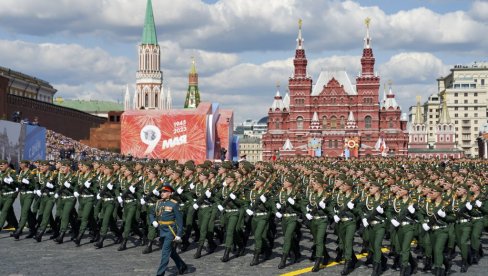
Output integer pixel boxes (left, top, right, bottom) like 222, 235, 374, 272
46, 130, 120, 161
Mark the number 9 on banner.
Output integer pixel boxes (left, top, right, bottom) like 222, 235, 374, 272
141, 125, 161, 155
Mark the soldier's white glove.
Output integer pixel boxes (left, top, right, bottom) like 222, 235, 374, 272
140, 198, 146, 205
475, 200, 482, 208
189, 183, 195, 190
73, 192, 80, 198
306, 205, 311, 212
15, 187, 19, 192
4, 177, 13, 184
437, 209, 446, 218
177, 187, 184, 195
152, 221, 158, 228
218, 205, 224, 212
276, 203, 282, 210
63, 181, 71, 188
319, 200, 326, 209
229, 193, 236, 200
54, 193, 59, 199
174, 236, 182, 242
391, 219, 400, 227
347, 201, 354, 210
117, 196, 123, 204
84, 181, 91, 188
129, 186, 136, 194
107, 183, 113, 190
152, 189, 159, 196
466, 202, 473, 210
36, 190, 42, 197
222, 181, 227, 187
260, 195, 267, 203
46, 182, 54, 189
306, 213, 313, 220
287, 197, 295, 205
193, 203, 199, 210
408, 205, 415, 214
376, 206, 384, 214
246, 209, 254, 216
362, 218, 369, 227
275, 212, 283, 219
205, 190, 212, 198
422, 223, 430, 231
333, 215, 340, 223
22, 178, 30, 184
97, 194, 101, 200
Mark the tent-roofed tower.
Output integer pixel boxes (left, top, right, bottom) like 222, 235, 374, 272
134, 0, 165, 110
184, 57, 201, 108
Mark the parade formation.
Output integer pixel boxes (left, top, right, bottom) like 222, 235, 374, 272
0, 157, 487, 276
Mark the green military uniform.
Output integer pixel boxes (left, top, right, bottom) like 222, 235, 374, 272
74, 167, 99, 245
141, 175, 162, 253
54, 167, 78, 243
34, 165, 57, 241
117, 169, 142, 251
0, 162, 18, 230
94, 172, 121, 248
12, 164, 36, 238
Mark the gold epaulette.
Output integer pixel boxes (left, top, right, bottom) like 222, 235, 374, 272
170, 199, 178, 203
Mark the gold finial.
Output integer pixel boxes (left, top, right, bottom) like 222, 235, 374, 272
416, 96, 421, 103
298, 18, 302, 30
190, 56, 197, 74
387, 79, 393, 87
365, 17, 371, 28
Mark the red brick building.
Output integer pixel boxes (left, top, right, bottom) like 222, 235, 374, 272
262, 20, 408, 160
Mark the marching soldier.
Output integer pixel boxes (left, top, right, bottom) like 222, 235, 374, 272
33, 161, 58, 242
53, 161, 78, 243
141, 168, 163, 254
12, 160, 37, 239
74, 161, 99, 245
0, 160, 18, 231
149, 184, 187, 276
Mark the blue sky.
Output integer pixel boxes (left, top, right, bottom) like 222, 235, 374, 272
0, 0, 486, 124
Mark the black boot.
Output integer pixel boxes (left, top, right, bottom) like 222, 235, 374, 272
194, 244, 203, 259
250, 252, 260, 266
392, 254, 400, 271
380, 254, 388, 272
34, 230, 45, 242
472, 248, 479, 265
460, 259, 468, 273
12, 229, 22, 240
278, 254, 287, 269
177, 262, 188, 275
74, 230, 85, 246
117, 238, 128, 251
49, 217, 61, 239
422, 256, 432, 272
323, 250, 331, 265
264, 245, 272, 260
311, 257, 322, 272
371, 262, 380, 276
25, 229, 36, 239
409, 253, 418, 274
335, 248, 344, 262
341, 260, 354, 275
142, 240, 153, 254
208, 239, 218, 254
400, 266, 406, 276
221, 247, 231, 262
55, 231, 66, 244
94, 235, 106, 249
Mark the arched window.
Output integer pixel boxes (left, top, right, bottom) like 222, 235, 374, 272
365, 116, 372, 129
155, 94, 158, 108
388, 118, 393, 128
322, 116, 327, 129
340, 116, 345, 128
330, 116, 337, 129
144, 93, 149, 108
297, 116, 304, 130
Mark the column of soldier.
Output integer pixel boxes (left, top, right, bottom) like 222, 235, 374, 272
0, 157, 487, 276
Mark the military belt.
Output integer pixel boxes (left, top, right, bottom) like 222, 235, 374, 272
472, 216, 483, 220
340, 217, 351, 222
283, 213, 297, 217
80, 195, 93, 198
124, 199, 136, 203
456, 219, 470, 224
432, 225, 446, 230
147, 203, 156, 206
20, 191, 34, 194
370, 220, 384, 225
200, 204, 210, 208
225, 209, 239, 212
179, 203, 185, 207
61, 196, 74, 199
401, 221, 411, 226
255, 212, 268, 216
102, 198, 114, 201
158, 221, 175, 225
313, 216, 327, 220
2, 191, 16, 195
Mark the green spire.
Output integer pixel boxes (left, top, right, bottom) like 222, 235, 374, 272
141, 0, 158, 45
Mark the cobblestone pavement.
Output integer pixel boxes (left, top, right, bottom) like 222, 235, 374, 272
1, 225, 487, 276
